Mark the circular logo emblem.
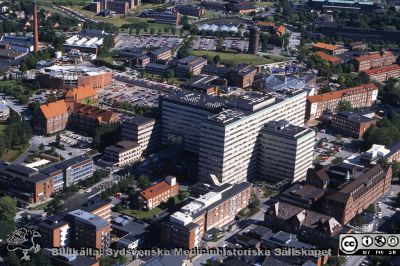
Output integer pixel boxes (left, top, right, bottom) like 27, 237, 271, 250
362, 236, 373, 247
341, 236, 358, 253
374, 236, 386, 247
387, 236, 399, 247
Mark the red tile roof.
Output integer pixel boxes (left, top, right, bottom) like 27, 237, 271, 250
355, 51, 394, 62
140, 181, 178, 200
314, 51, 341, 64
276, 25, 286, 36
39, 100, 68, 119
65, 86, 97, 102
307, 83, 378, 103
362, 64, 400, 76
72, 103, 116, 123
256, 21, 276, 27
313, 42, 339, 51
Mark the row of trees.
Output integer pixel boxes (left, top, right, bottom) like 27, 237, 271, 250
94, 123, 121, 150
20, 49, 55, 72
362, 113, 400, 150
0, 114, 32, 158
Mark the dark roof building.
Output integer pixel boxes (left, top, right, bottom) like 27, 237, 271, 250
0, 162, 54, 204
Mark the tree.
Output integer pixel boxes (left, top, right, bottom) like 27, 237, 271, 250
178, 191, 190, 201
0, 196, 17, 240
248, 194, 260, 210
213, 55, 221, 65
166, 69, 174, 80
137, 175, 150, 189
45, 198, 63, 215
150, 28, 155, 35
336, 100, 353, 112
6, 252, 21, 266
333, 157, 344, 164
365, 203, 376, 214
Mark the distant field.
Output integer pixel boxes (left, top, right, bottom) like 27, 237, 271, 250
255, 1, 275, 7
189, 50, 272, 65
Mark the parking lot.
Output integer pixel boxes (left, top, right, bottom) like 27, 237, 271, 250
104, 73, 181, 110
314, 131, 356, 165
191, 38, 248, 52
114, 35, 184, 50
60, 131, 93, 148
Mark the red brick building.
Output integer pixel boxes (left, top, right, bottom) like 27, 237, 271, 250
313, 42, 347, 55
362, 64, 400, 83
161, 182, 252, 249
69, 103, 118, 133
264, 201, 349, 251
314, 51, 342, 66
331, 111, 377, 139
306, 83, 378, 120
65, 86, 98, 108
354, 51, 396, 72
35, 100, 68, 135
139, 176, 179, 209
0, 162, 54, 204
321, 164, 392, 224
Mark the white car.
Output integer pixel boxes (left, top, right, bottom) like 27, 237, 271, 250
377, 212, 383, 219
85, 189, 92, 193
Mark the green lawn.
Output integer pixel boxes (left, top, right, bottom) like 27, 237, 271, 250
32, 200, 52, 211
189, 50, 273, 65
255, 1, 275, 7
119, 206, 162, 220
0, 124, 8, 135
1, 144, 30, 162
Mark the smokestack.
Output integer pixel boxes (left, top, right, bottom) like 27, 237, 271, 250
33, 0, 39, 52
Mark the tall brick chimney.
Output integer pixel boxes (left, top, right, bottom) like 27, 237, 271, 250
33, 0, 39, 52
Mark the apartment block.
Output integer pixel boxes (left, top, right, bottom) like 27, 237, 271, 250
65, 209, 110, 251
122, 116, 161, 155
40, 156, 94, 190
139, 176, 179, 209
362, 64, 400, 82
35, 100, 68, 135
175, 55, 208, 77
306, 83, 378, 120
0, 162, 54, 204
227, 65, 257, 88
102, 140, 141, 167
331, 111, 377, 139
198, 91, 306, 184
259, 120, 315, 183
354, 51, 396, 72
175, 5, 205, 17
161, 182, 252, 249
160, 92, 225, 153
161, 90, 307, 184
81, 196, 112, 224
107, 0, 129, 14
39, 215, 71, 248
148, 47, 172, 63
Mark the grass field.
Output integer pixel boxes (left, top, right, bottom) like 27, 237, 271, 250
119, 206, 162, 220
1, 144, 30, 162
189, 50, 272, 65
255, 1, 275, 7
